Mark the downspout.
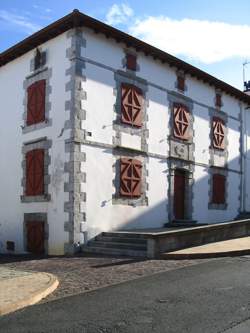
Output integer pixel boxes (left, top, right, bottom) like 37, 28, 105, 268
242, 105, 250, 213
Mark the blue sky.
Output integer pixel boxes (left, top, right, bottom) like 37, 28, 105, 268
1, 0, 250, 90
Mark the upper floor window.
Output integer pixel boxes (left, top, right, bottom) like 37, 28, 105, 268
121, 83, 143, 127
34, 49, 46, 70
173, 104, 190, 140
212, 117, 225, 150
177, 75, 185, 91
120, 158, 142, 198
25, 149, 44, 196
215, 93, 222, 108
27, 80, 46, 126
126, 53, 137, 71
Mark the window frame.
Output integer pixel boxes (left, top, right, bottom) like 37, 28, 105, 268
27, 79, 46, 126
173, 103, 190, 141
25, 149, 45, 196
121, 83, 143, 128
212, 173, 226, 204
120, 158, 142, 198
126, 53, 137, 71
212, 116, 225, 150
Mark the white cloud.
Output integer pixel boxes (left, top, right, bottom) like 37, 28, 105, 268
106, 3, 134, 25
129, 16, 250, 64
0, 10, 41, 33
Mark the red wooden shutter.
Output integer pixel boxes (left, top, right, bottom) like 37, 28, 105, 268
212, 174, 225, 204
120, 158, 142, 198
212, 117, 225, 150
173, 104, 190, 140
26, 149, 44, 196
126, 54, 137, 71
121, 84, 143, 127
215, 93, 222, 108
177, 76, 185, 91
27, 80, 46, 125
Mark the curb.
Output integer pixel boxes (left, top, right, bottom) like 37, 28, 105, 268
0, 273, 59, 316
159, 249, 250, 260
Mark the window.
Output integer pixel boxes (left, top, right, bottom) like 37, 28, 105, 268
120, 158, 142, 198
212, 174, 225, 204
26, 149, 44, 196
34, 49, 46, 70
121, 83, 143, 127
212, 117, 225, 150
27, 80, 46, 126
126, 54, 137, 71
173, 104, 190, 140
215, 93, 222, 108
177, 75, 185, 91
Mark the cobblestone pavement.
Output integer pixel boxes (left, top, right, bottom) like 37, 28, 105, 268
0, 254, 212, 303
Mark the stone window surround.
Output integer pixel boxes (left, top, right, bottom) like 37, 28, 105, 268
113, 70, 149, 153
22, 50, 52, 134
208, 167, 228, 210
168, 158, 194, 222
214, 88, 223, 109
30, 48, 47, 73
168, 92, 194, 143
175, 69, 187, 93
21, 137, 52, 203
209, 108, 228, 166
112, 148, 148, 207
122, 48, 140, 73
167, 91, 195, 163
23, 213, 48, 255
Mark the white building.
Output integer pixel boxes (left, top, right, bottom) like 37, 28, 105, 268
1, 10, 250, 255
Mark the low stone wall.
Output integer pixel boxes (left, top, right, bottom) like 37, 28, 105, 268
146, 219, 250, 258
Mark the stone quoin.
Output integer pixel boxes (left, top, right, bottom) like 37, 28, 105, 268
1, 10, 250, 255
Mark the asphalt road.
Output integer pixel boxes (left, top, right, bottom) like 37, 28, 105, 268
0, 256, 250, 333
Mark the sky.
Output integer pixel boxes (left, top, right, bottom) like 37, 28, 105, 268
1, 0, 250, 90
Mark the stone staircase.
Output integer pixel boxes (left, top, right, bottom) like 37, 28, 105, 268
82, 232, 148, 257
165, 220, 208, 228
236, 212, 250, 220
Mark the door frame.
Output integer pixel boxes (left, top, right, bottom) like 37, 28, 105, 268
168, 159, 194, 222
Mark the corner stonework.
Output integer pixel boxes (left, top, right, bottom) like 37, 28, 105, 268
64, 28, 87, 254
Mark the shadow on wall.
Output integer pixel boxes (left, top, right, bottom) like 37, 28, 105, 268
86, 149, 243, 239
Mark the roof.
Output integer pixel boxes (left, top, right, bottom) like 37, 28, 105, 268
1, 9, 249, 104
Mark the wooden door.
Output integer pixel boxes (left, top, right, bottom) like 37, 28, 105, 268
26, 221, 45, 254
174, 170, 186, 220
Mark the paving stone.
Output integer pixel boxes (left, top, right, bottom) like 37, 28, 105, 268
0, 254, 212, 303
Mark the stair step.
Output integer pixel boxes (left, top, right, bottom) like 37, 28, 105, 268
82, 246, 147, 257
101, 232, 147, 239
88, 241, 147, 250
95, 235, 147, 244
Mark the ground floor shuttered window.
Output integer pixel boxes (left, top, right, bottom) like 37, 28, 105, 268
212, 174, 226, 204
120, 158, 142, 198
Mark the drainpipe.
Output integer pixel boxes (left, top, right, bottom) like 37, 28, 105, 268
242, 105, 250, 213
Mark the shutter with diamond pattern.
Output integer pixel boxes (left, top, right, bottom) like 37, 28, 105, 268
212, 117, 225, 149
173, 104, 190, 140
120, 158, 142, 197
121, 84, 143, 127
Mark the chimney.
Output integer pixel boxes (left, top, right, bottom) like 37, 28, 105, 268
244, 81, 250, 95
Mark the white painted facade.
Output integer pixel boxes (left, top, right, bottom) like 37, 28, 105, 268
0, 14, 250, 255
